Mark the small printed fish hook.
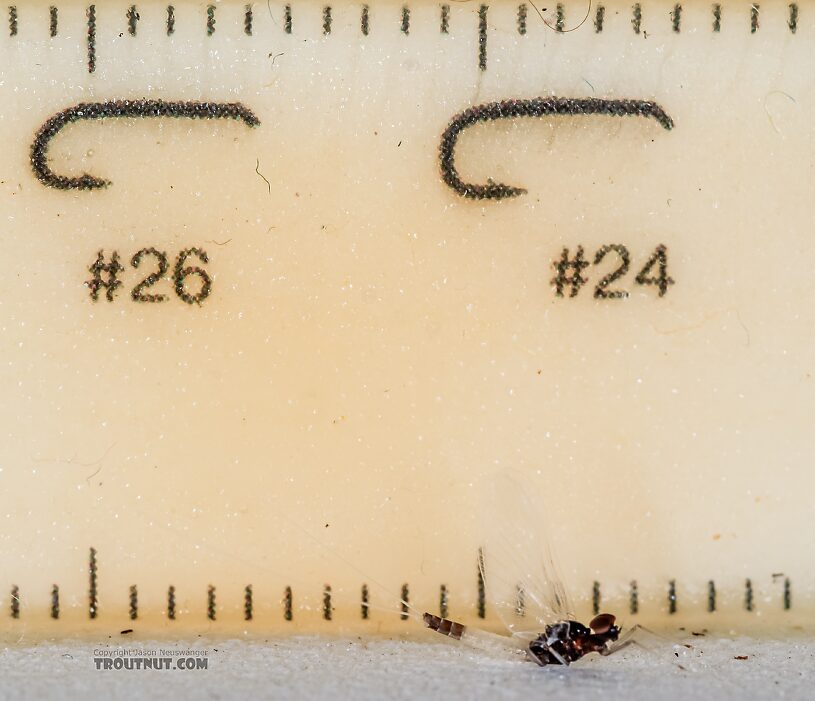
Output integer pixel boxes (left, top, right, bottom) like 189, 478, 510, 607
30, 99, 261, 190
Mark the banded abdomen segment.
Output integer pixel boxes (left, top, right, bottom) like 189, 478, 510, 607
423, 612, 466, 640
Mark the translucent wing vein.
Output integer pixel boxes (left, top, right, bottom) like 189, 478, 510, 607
478, 470, 573, 637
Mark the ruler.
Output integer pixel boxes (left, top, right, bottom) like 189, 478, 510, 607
0, 0, 812, 636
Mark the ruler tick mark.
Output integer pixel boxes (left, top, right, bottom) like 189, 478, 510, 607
592, 580, 601, 615
556, 3, 565, 32
89, 547, 98, 619
10, 585, 19, 619
8, 5, 16, 37
129, 585, 138, 620
629, 580, 639, 614
708, 579, 716, 612
361, 583, 369, 619
632, 3, 642, 35
244, 584, 253, 621
245, 4, 253, 35
400, 583, 409, 620
440, 4, 449, 34
361, 4, 369, 35
712, 3, 721, 32
789, 3, 798, 33
49, 6, 58, 37
127, 5, 139, 36
284, 586, 293, 620
51, 584, 60, 619
668, 579, 677, 614
207, 4, 215, 36
477, 547, 486, 618
323, 5, 332, 35
167, 585, 176, 619
595, 4, 605, 32
518, 3, 527, 34
207, 585, 216, 620
87, 5, 96, 74
401, 5, 410, 35
671, 3, 681, 32
439, 584, 449, 618
323, 584, 333, 620
751, 3, 759, 33
166, 5, 175, 35
284, 3, 292, 33
478, 4, 488, 71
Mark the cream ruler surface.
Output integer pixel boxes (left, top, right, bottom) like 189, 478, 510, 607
0, 0, 813, 637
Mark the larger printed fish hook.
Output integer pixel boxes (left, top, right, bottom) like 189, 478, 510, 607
439, 97, 674, 200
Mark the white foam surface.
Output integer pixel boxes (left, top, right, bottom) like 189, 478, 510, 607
0, 635, 811, 700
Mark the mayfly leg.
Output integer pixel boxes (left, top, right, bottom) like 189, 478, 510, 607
601, 624, 661, 656
423, 613, 527, 661
599, 624, 705, 674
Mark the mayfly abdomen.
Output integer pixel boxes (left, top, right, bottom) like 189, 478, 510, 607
423, 611, 529, 662
423, 612, 466, 640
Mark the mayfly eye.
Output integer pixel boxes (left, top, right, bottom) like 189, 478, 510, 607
589, 613, 616, 634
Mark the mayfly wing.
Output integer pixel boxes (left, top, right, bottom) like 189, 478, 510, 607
478, 469, 574, 638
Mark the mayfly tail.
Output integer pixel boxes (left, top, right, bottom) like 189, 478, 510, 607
359, 597, 424, 622
277, 513, 419, 618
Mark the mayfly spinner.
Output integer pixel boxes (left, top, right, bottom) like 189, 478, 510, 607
420, 471, 643, 666
423, 610, 626, 666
